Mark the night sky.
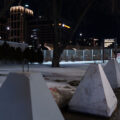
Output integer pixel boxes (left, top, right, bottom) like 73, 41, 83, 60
25, 0, 120, 38
1, 0, 120, 38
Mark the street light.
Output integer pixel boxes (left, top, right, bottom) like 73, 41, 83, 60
80, 33, 83, 37
25, 4, 29, 8
6, 26, 10, 31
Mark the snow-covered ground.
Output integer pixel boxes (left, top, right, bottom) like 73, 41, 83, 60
0, 61, 107, 90
0, 62, 90, 107
0, 60, 110, 91
0, 62, 90, 88
0, 61, 91, 76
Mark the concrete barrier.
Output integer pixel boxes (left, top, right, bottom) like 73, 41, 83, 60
0, 72, 64, 120
104, 59, 120, 89
69, 64, 117, 117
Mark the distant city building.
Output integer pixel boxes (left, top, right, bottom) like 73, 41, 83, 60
28, 17, 71, 48
76, 37, 100, 47
0, 5, 71, 49
104, 39, 115, 48
9, 6, 34, 43
28, 17, 55, 48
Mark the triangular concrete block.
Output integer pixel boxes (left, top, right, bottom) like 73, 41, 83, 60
104, 59, 120, 89
0, 72, 64, 120
69, 64, 117, 117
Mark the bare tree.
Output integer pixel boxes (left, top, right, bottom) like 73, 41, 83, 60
52, 0, 95, 67
111, 0, 120, 58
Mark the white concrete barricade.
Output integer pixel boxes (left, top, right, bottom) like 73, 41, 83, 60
104, 59, 120, 89
69, 64, 117, 117
0, 72, 64, 120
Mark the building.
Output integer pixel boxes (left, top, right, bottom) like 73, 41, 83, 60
9, 6, 34, 43
9, 5, 55, 47
28, 16, 55, 48
8, 5, 71, 49
28, 16, 71, 49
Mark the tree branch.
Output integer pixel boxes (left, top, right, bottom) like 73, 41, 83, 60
69, 0, 95, 41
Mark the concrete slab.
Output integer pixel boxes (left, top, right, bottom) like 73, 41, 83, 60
104, 59, 120, 89
69, 64, 117, 117
0, 72, 64, 120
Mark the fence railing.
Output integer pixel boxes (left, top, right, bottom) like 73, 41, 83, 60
43, 49, 114, 62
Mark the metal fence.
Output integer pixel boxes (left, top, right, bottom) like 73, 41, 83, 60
43, 49, 114, 61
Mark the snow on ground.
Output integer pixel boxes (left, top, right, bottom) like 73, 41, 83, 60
0, 62, 88, 88
0, 61, 90, 77
0, 61, 108, 89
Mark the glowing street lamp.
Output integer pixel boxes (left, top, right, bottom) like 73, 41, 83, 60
80, 33, 83, 37
6, 26, 10, 31
25, 4, 29, 8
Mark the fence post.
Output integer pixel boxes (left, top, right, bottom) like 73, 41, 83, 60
74, 50, 76, 60
111, 49, 113, 59
27, 61, 29, 72
83, 50, 85, 61
92, 49, 93, 60
66, 50, 68, 60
